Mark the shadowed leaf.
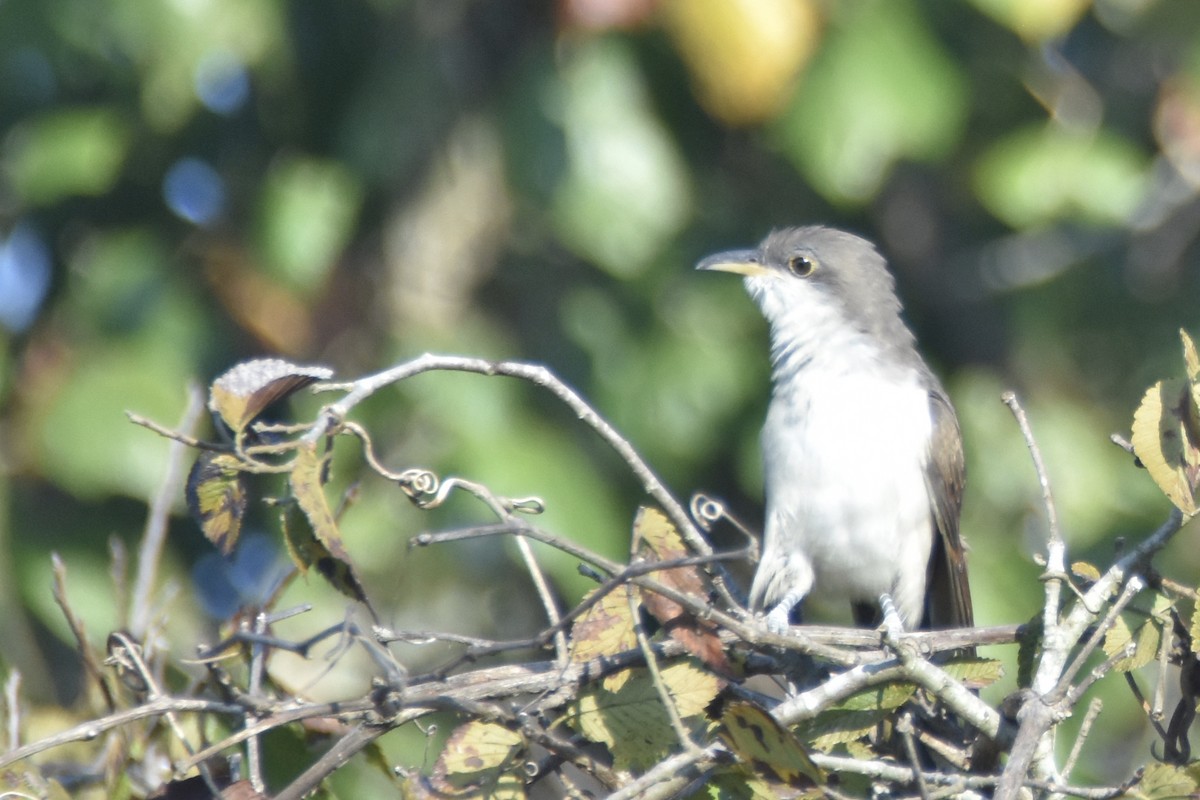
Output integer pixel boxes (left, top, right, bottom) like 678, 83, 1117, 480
719, 701, 823, 789
280, 497, 370, 608
291, 440, 350, 562
185, 451, 247, 555
563, 659, 719, 771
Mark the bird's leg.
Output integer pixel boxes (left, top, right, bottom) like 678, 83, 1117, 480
878, 592, 906, 637
765, 590, 803, 635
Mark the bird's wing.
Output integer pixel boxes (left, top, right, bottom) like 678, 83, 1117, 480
923, 388, 974, 630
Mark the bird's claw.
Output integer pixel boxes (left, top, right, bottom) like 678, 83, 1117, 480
764, 604, 792, 636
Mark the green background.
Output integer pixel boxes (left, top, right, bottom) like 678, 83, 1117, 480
1, 0, 1197, 793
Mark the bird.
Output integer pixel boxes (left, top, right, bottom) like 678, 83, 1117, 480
697, 226, 972, 634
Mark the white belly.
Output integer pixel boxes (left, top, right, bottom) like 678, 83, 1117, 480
751, 364, 935, 626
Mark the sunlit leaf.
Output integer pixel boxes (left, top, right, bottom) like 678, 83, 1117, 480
569, 584, 639, 692
719, 701, 823, 788
208, 358, 333, 435
967, 0, 1090, 42
1182, 329, 1200, 384
663, 0, 820, 125
1130, 377, 1200, 517
1128, 761, 1199, 800
185, 451, 247, 555
430, 720, 525, 798
288, 441, 373, 610
942, 657, 1005, 689
6, 107, 130, 205
796, 683, 916, 750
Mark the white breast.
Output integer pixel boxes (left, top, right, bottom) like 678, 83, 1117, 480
750, 328, 935, 626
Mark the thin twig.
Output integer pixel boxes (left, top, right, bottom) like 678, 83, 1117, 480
4, 670, 20, 752
131, 383, 205, 639
308, 356, 712, 561
1062, 698, 1102, 780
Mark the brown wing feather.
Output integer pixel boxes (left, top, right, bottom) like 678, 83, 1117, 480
923, 387, 973, 630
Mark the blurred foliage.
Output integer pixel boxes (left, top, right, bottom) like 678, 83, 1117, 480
2, 0, 1200, 793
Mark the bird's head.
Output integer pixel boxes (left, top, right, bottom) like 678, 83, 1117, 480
696, 226, 914, 355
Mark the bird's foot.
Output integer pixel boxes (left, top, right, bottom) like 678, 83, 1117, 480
763, 590, 804, 636
764, 605, 791, 636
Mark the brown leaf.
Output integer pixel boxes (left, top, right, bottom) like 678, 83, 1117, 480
634, 506, 733, 678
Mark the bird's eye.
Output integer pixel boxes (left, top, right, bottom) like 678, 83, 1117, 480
787, 255, 816, 277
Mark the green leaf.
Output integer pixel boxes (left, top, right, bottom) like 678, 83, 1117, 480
942, 657, 1005, 689
291, 441, 349, 561
287, 442, 373, 610
974, 125, 1148, 228
563, 660, 720, 771
550, 39, 692, 278
7, 107, 130, 205
796, 684, 916, 750
773, 0, 966, 203
258, 155, 364, 295
1103, 615, 1159, 673
1126, 762, 1199, 800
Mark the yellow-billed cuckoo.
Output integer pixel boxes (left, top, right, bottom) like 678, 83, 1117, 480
698, 226, 972, 633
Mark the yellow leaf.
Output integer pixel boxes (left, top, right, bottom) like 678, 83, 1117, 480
1182, 329, 1200, 384
291, 440, 350, 562
185, 451, 247, 555
1132, 761, 1199, 800
942, 657, 1005, 689
562, 660, 720, 771
967, 0, 1090, 42
1130, 378, 1200, 516
431, 720, 525, 799
1190, 603, 1200, 655
663, 0, 820, 125
569, 584, 639, 692
1071, 561, 1100, 581
720, 701, 823, 788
